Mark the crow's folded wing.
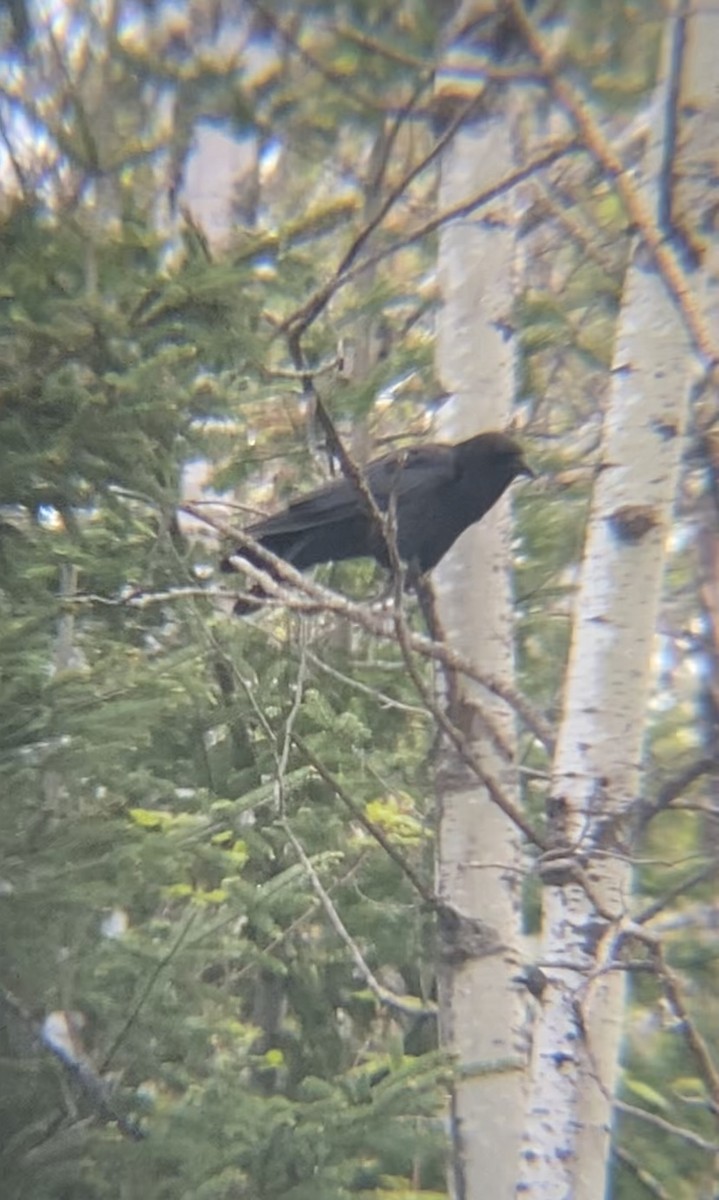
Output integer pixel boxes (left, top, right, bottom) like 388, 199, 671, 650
248, 443, 458, 538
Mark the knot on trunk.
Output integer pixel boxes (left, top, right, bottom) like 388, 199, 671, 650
608, 504, 660, 543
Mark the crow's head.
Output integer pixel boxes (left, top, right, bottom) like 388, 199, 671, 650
459, 430, 535, 485
490, 432, 535, 481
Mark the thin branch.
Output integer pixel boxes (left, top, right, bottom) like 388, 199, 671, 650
613, 1144, 673, 1200
391, 596, 537, 841
100, 910, 198, 1072
330, 21, 429, 69
291, 732, 437, 908
333, 91, 479, 283
281, 135, 577, 339
0, 985, 143, 1141
72, 586, 239, 607
284, 87, 486, 342
615, 1098, 719, 1154
258, 355, 340, 381
507, 0, 719, 379
364, 73, 432, 207
245, 0, 431, 118
656, 0, 690, 245
0, 106, 29, 194
652, 941, 719, 1112
305, 649, 431, 717
282, 819, 436, 1018
635, 861, 719, 926
536, 176, 628, 278
274, 624, 308, 815
640, 758, 716, 826
185, 503, 555, 753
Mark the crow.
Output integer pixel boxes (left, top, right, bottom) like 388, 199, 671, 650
221, 430, 533, 612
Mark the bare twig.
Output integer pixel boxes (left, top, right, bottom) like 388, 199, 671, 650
330, 22, 428, 69
305, 649, 431, 717
282, 820, 436, 1018
283, 88, 486, 342
72, 586, 239, 607
100, 910, 198, 1072
281, 136, 577, 340
635, 861, 719, 926
291, 732, 437, 908
507, 0, 719, 379
615, 1098, 719, 1155
390, 597, 538, 842
640, 759, 716, 826
652, 941, 719, 1111
185, 503, 555, 753
613, 1144, 673, 1200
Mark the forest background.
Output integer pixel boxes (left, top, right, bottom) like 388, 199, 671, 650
1, 2, 718, 1198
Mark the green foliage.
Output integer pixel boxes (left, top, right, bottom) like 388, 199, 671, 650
0, 6, 447, 1189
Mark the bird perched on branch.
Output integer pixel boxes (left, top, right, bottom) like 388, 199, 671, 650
221, 430, 533, 613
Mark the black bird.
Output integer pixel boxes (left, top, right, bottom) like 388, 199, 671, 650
222, 430, 533, 612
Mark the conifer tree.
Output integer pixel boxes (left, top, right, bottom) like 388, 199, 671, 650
2, 4, 719, 1199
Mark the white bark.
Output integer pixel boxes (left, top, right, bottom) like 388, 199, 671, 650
434, 36, 528, 1199
517, 3, 719, 1195
176, 10, 263, 249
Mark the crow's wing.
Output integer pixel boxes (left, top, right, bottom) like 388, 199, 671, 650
248, 443, 458, 538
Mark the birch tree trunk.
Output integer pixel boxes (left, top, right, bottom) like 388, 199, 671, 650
517, 3, 719, 1195
434, 8, 529, 1195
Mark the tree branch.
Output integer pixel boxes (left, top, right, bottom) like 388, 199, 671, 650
282, 819, 436, 1018
652, 940, 719, 1112
280, 136, 577, 340
185, 503, 555, 753
635, 860, 719, 926
613, 1144, 673, 1200
100, 910, 198, 1072
291, 731, 437, 908
639, 758, 716, 827
507, 0, 719, 379
615, 1098, 719, 1155
0, 985, 144, 1142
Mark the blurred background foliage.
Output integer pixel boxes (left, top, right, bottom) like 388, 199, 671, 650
0, 2, 716, 1197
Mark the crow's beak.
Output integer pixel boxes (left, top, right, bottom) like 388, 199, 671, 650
518, 459, 536, 480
